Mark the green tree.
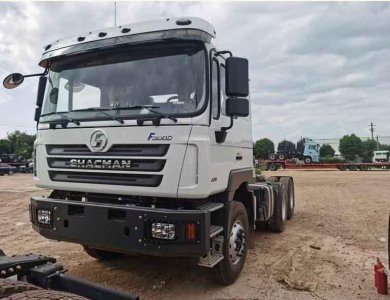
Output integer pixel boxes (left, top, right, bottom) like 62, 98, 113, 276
320, 144, 335, 157
339, 134, 363, 161
0, 139, 11, 155
254, 138, 275, 159
5, 131, 35, 159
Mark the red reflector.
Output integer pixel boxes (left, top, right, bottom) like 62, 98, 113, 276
186, 223, 196, 241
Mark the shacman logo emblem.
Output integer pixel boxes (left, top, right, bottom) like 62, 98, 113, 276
90, 130, 107, 152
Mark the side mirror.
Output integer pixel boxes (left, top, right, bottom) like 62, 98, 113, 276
36, 76, 47, 107
34, 107, 42, 122
3, 73, 24, 89
225, 97, 249, 117
225, 57, 249, 97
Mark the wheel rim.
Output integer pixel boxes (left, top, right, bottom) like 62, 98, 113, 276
229, 220, 246, 265
305, 158, 311, 163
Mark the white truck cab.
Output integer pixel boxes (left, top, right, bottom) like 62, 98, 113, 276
4, 17, 295, 285
372, 150, 389, 163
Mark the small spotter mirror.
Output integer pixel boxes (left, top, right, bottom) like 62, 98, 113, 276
3, 73, 24, 89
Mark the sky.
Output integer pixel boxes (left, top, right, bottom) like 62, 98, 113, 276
0, 1, 390, 145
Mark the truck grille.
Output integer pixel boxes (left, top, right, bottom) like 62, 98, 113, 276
46, 144, 169, 187
47, 157, 166, 172
49, 171, 163, 187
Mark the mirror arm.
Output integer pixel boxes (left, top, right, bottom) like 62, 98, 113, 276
221, 116, 234, 132
215, 116, 234, 144
24, 69, 48, 78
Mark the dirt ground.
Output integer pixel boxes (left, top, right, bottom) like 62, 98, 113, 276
1, 170, 389, 299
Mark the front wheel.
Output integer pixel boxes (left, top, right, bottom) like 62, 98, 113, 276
214, 201, 249, 285
304, 156, 312, 164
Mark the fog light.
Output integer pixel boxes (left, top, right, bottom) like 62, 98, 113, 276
151, 222, 175, 240
37, 209, 52, 225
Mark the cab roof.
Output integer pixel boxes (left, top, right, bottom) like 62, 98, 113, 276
39, 17, 216, 67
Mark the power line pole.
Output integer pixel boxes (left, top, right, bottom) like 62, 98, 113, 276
376, 136, 380, 150
369, 122, 375, 140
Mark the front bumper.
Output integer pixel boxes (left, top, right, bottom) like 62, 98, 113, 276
30, 197, 211, 257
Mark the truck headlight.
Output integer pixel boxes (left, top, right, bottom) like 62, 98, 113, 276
37, 209, 52, 225
151, 223, 175, 240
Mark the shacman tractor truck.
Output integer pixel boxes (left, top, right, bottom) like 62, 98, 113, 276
3, 17, 295, 285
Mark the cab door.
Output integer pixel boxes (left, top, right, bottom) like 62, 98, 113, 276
209, 54, 253, 195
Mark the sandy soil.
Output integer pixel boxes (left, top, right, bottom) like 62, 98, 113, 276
1, 170, 389, 299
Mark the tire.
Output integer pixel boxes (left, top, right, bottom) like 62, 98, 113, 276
83, 246, 123, 260
359, 165, 368, 171
268, 153, 276, 160
304, 156, 312, 164
280, 177, 295, 220
348, 165, 358, 171
214, 201, 249, 285
268, 164, 278, 171
268, 182, 287, 233
338, 165, 347, 171
0, 279, 40, 298
2, 290, 86, 299
277, 154, 285, 160
8, 170, 13, 176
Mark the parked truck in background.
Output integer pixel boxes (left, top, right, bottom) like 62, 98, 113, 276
3, 17, 295, 285
372, 150, 389, 163
269, 137, 320, 163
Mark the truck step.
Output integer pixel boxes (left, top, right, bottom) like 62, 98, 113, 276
210, 225, 223, 238
197, 202, 223, 212
198, 253, 224, 268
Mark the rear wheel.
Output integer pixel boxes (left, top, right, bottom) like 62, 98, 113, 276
268, 153, 276, 160
277, 154, 285, 160
83, 246, 123, 260
348, 165, 358, 171
304, 156, 312, 164
214, 201, 248, 285
280, 177, 295, 220
268, 182, 287, 233
268, 163, 278, 171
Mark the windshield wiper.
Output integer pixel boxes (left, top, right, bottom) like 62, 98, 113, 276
72, 107, 124, 124
112, 105, 178, 123
41, 112, 80, 125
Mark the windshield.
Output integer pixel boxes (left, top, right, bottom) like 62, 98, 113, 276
40, 41, 206, 123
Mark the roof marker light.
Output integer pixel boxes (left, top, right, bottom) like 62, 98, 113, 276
98, 32, 107, 38
44, 44, 51, 51
176, 19, 191, 26
77, 37, 85, 42
121, 28, 131, 33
